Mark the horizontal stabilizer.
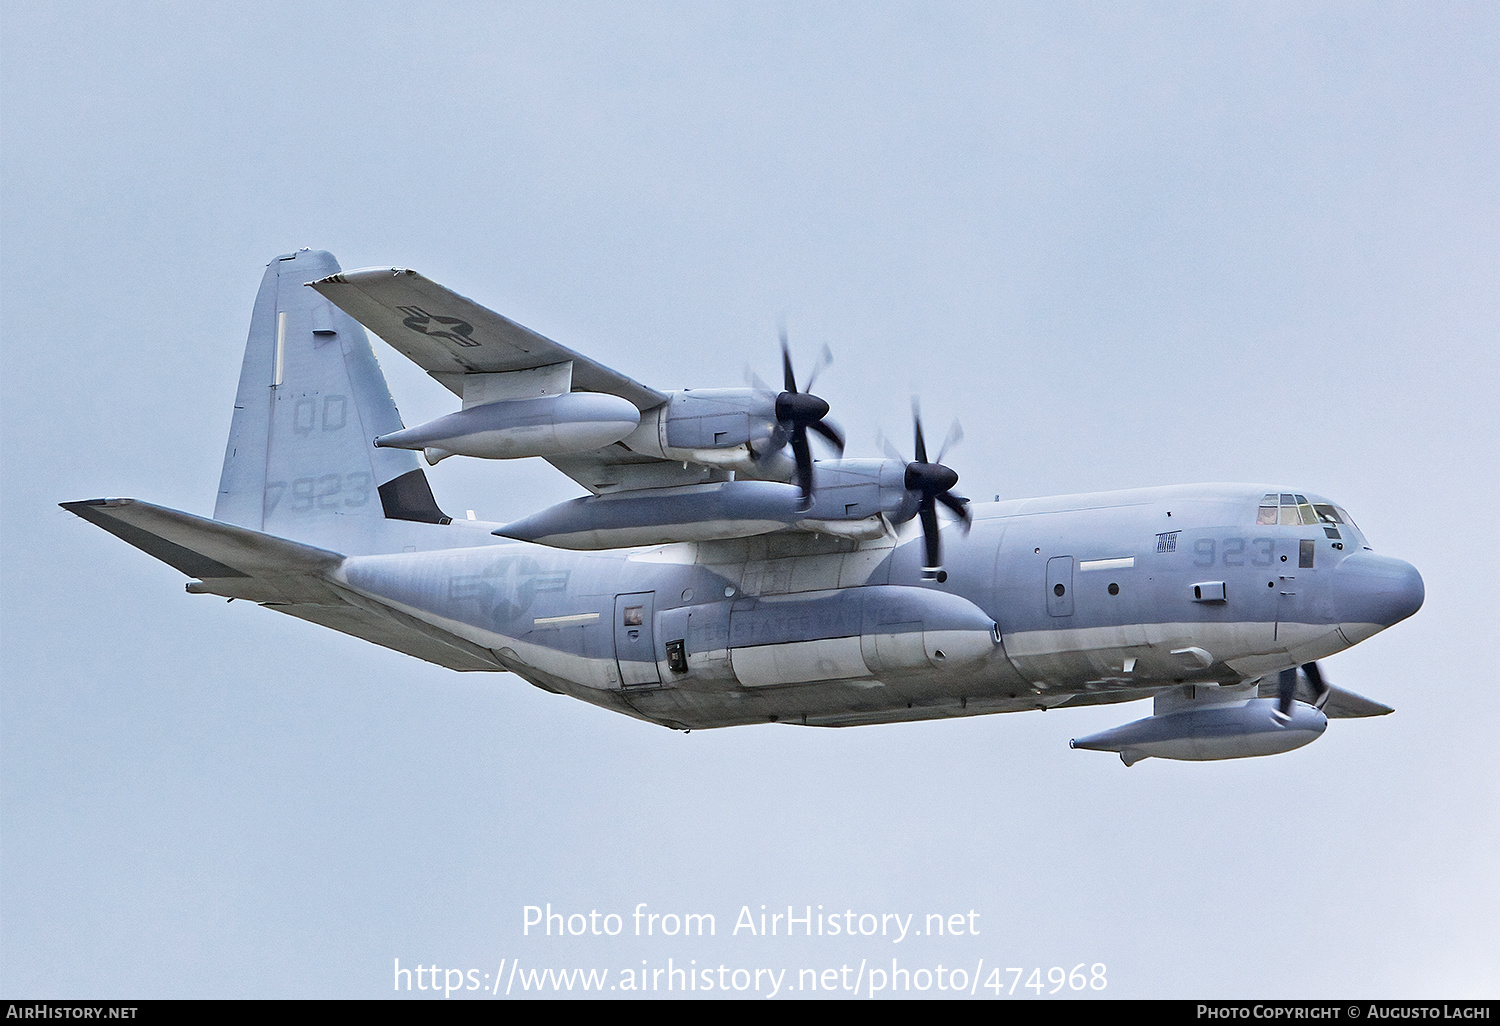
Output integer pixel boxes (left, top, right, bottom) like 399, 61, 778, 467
63, 498, 500, 671
62, 498, 343, 583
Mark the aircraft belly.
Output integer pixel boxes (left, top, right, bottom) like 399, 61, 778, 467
1003, 620, 1284, 686
1002, 616, 1356, 688
616, 669, 1042, 729
339, 588, 622, 692
1225, 620, 1347, 676
1336, 621, 1390, 645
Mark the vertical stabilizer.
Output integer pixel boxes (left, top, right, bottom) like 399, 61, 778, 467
215, 250, 449, 546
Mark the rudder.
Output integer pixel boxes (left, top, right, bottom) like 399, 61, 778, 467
215, 250, 449, 549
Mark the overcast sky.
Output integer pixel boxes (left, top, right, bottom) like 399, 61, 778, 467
2, 1, 1496, 999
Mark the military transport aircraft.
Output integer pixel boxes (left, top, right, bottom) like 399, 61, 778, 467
64, 250, 1424, 766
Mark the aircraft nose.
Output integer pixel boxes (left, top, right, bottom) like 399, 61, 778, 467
1333, 552, 1424, 643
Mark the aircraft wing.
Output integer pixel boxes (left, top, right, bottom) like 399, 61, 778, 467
308, 267, 732, 496
307, 268, 667, 412
62, 498, 501, 672
1254, 675, 1394, 718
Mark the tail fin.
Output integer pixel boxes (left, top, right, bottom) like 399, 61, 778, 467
215, 250, 450, 547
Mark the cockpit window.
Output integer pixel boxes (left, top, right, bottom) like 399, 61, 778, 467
1259, 493, 1327, 527
1259, 493, 1311, 525
1258, 494, 1368, 546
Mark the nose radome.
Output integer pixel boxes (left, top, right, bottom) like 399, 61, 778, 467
1334, 552, 1425, 644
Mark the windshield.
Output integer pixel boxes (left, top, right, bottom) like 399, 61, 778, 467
1256, 493, 1318, 526
1255, 492, 1367, 547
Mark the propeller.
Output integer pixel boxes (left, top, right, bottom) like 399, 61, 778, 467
760, 328, 845, 505
891, 401, 971, 578
1274, 661, 1331, 724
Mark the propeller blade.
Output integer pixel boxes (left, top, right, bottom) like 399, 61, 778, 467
804, 343, 834, 393
1275, 667, 1298, 724
935, 420, 963, 466
936, 490, 972, 530
809, 418, 845, 455
919, 501, 941, 573
790, 429, 813, 507
744, 366, 773, 394
764, 332, 842, 500
900, 399, 969, 576
1301, 661, 1331, 710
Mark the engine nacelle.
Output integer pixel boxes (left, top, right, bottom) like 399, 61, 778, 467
1070, 697, 1327, 766
661, 389, 780, 453
797, 459, 919, 527
615, 389, 782, 470
374, 392, 640, 463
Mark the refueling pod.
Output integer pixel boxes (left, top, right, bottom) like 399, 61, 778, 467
495, 459, 924, 549
497, 479, 808, 548
374, 391, 640, 464
1070, 686, 1328, 766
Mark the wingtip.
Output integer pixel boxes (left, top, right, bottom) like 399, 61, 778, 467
317, 266, 418, 286
60, 497, 133, 512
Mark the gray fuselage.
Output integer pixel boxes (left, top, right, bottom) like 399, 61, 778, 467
329, 482, 1423, 730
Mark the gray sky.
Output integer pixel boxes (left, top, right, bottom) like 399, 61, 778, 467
2, 1, 1496, 999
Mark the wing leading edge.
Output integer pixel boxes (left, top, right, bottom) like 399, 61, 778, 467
307, 268, 666, 412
